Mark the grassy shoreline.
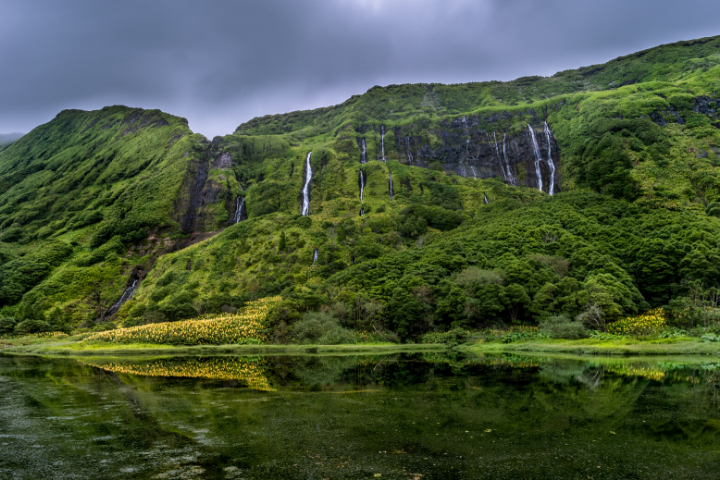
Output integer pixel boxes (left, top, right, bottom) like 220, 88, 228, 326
460, 338, 720, 356
4, 336, 720, 359
0, 341, 448, 357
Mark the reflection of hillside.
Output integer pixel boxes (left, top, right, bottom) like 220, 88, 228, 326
87, 357, 275, 391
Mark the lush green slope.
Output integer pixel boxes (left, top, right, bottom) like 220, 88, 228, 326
0, 106, 232, 327
3, 35, 720, 339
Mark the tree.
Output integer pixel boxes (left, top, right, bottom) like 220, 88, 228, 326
278, 231, 287, 252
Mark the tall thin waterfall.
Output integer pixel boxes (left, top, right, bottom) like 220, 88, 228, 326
359, 170, 365, 202
528, 125, 543, 193
543, 121, 556, 196
381, 125, 386, 161
106, 279, 138, 317
301, 151, 312, 216
360, 207, 364, 217
313, 249, 318, 263
503, 134, 515, 185
361, 138, 366, 164
462, 116, 470, 145
470, 166, 477, 179
493, 132, 503, 181
233, 196, 246, 224
484, 193, 489, 204
389, 172, 394, 200
405, 137, 413, 165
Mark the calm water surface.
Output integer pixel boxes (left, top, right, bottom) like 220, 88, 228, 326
1, 352, 720, 479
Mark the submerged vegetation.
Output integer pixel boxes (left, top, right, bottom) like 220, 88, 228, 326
2, 36, 720, 348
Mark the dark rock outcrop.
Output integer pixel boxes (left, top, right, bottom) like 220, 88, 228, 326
387, 116, 561, 194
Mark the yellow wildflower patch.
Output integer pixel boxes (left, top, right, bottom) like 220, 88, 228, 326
607, 308, 666, 335
83, 296, 281, 345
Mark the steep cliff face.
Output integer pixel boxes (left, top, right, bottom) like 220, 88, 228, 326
173, 136, 242, 233
389, 118, 561, 194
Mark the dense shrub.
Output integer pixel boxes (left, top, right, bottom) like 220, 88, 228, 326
0, 316, 17, 335
14, 319, 53, 335
539, 314, 588, 339
292, 311, 355, 344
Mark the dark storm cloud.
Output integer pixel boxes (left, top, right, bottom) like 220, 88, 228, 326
1, 0, 719, 137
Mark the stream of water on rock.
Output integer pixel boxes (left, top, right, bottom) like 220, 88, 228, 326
301, 152, 312, 216
528, 125, 543, 193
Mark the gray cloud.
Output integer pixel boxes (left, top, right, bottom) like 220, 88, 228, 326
1, 0, 718, 137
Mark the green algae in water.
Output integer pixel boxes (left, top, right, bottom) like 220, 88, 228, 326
1, 353, 720, 479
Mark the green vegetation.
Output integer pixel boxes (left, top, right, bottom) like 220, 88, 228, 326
3, 36, 720, 347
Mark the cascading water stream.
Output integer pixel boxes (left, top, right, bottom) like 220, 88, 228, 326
503, 134, 515, 186
381, 125, 386, 161
528, 125, 543, 193
106, 279, 138, 317
359, 170, 365, 202
233, 196, 246, 224
389, 172, 394, 200
301, 151, 312, 216
543, 121, 556, 196
484, 193, 489, 204
462, 116, 470, 145
405, 137, 413, 165
313, 249, 318, 264
361, 139, 367, 164
493, 132, 504, 181
470, 166, 477, 179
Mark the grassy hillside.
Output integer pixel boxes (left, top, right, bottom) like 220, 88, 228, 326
0, 106, 231, 327
3, 35, 720, 340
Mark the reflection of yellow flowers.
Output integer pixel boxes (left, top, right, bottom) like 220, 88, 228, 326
607, 308, 666, 335
87, 357, 275, 391
607, 365, 665, 381
83, 297, 281, 345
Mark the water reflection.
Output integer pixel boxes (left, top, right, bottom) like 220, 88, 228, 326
2, 353, 720, 479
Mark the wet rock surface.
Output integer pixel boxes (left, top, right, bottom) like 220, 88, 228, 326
389, 116, 561, 194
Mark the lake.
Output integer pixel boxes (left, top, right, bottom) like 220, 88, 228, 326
1, 352, 720, 479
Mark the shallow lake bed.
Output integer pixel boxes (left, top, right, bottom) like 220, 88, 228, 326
1, 352, 720, 479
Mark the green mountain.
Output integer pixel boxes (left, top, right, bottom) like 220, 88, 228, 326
2, 35, 720, 338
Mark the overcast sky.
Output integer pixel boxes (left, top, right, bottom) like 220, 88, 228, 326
1, 0, 719, 138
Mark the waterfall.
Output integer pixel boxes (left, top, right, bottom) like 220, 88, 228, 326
484, 193, 489, 205
361, 138, 367, 164
528, 125, 543, 193
389, 172, 394, 200
405, 137, 413, 165
106, 279, 138, 317
360, 207, 365, 217
301, 151, 312, 216
459, 163, 468, 177
359, 170, 365, 202
381, 125, 386, 161
502, 134, 515, 186
313, 249, 318, 264
493, 132, 504, 181
544, 121, 556, 196
470, 166, 477, 179
233, 196, 246, 224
